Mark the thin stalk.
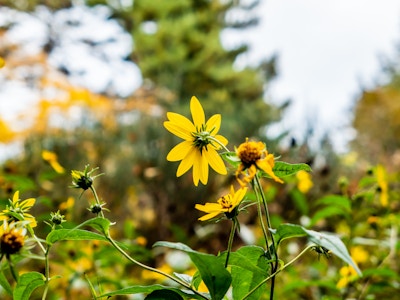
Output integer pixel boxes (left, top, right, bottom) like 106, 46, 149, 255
225, 219, 237, 268
41, 246, 51, 300
106, 235, 209, 300
252, 181, 270, 250
209, 136, 230, 153
90, 186, 105, 218
242, 245, 314, 300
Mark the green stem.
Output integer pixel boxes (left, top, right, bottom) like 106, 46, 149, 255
90, 186, 105, 218
242, 245, 314, 300
225, 218, 237, 268
105, 234, 208, 300
41, 246, 51, 300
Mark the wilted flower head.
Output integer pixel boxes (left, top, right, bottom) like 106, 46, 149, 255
236, 138, 283, 186
0, 191, 37, 228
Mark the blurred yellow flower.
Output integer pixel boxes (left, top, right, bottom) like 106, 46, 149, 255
236, 138, 283, 186
141, 263, 173, 282
0, 118, 16, 143
350, 246, 368, 264
375, 165, 388, 207
164, 96, 228, 186
337, 265, 358, 289
0, 191, 37, 227
296, 170, 313, 193
42, 150, 65, 174
195, 186, 247, 221
0, 57, 5, 68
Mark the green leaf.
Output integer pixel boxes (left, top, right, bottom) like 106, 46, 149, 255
310, 206, 350, 227
315, 195, 351, 212
272, 162, 311, 178
78, 217, 114, 236
0, 270, 12, 296
154, 241, 231, 300
145, 289, 184, 300
304, 229, 362, 276
99, 284, 205, 299
13, 272, 45, 300
229, 246, 270, 300
274, 223, 308, 246
46, 228, 108, 245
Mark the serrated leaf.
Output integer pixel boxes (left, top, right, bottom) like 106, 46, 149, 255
13, 272, 45, 300
271, 162, 311, 178
229, 246, 270, 300
154, 241, 231, 300
46, 228, 108, 245
304, 229, 362, 276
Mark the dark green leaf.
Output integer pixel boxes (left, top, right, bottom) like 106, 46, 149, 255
13, 272, 45, 300
46, 228, 108, 245
271, 162, 311, 178
77, 217, 113, 236
154, 241, 231, 300
274, 223, 307, 246
145, 289, 184, 300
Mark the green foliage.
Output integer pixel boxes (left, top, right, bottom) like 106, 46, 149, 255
13, 272, 45, 300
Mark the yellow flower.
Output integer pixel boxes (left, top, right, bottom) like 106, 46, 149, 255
296, 170, 313, 193
337, 265, 358, 289
0, 191, 37, 227
195, 186, 247, 221
164, 96, 228, 186
42, 150, 65, 174
350, 246, 368, 264
0, 221, 27, 255
0, 57, 5, 68
235, 138, 283, 186
375, 165, 388, 207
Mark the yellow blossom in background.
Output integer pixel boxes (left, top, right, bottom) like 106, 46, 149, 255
42, 150, 65, 174
59, 196, 75, 211
375, 165, 388, 207
0, 118, 16, 143
0, 191, 37, 227
296, 170, 313, 193
235, 138, 283, 186
337, 265, 358, 289
141, 263, 174, 282
0, 56, 5, 68
195, 186, 247, 221
350, 246, 368, 264
164, 96, 228, 186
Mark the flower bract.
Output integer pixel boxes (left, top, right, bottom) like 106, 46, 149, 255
236, 138, 283, 186
195, 186, 247, 221
164, 96, 228, 186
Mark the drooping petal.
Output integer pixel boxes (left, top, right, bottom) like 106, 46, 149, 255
206, 114, 221, 135
257, 159, 283, 183
203, 147, 227, 175
176, 149, 197, 177
190, 96, 205, 128
164, 112, 195, 140
192, 151, 208, 186
199, 152, 209, 185
166, 141, 193, 161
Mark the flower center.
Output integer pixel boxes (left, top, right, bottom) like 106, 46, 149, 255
218, 195, 233, 210
0, 230, 25, 255
237, 140, 264, 166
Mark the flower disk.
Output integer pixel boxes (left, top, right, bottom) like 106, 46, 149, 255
164, 96, 228, 186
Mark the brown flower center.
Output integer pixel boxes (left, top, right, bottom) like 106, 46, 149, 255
1, 230, 25, 255
218, 195, 233, 210
237, 140, 264, 166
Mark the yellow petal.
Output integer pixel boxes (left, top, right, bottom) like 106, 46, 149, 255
195, 151, 209, 185
257, 159, 283, 184
195, 203, 222, 213
176, 150, 197, 177
203, 147, 227, 175
12, 191, 20, 204
19, 198, 36, 209
164, 112, 195, 140
190, 96, 205, 128
198, 211, 221, 221
50, 161, 65, 174
166, 141, 193, 161
214, 134, 228, 147
206, 114, 221, 134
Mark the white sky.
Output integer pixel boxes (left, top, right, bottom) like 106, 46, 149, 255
223, 0, 400, 151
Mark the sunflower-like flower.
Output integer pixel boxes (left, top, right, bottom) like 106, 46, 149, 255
0, 191, 37, 228
0, 221, 27, 255
235, 138, 283, 186
164, 96, 228, 186
195, 186, 247, 221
